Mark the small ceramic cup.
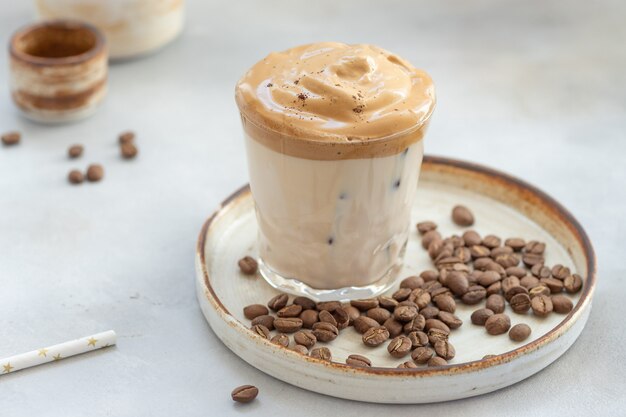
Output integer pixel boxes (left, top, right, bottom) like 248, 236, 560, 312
9, 20, 108, 123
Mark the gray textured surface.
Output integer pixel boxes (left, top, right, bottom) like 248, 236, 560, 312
1, 0, 625, 415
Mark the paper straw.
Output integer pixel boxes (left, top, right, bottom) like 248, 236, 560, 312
1, 330, 116, 376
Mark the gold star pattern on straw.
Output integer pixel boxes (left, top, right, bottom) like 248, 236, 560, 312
87, 338, 98, 348
38, 348, 48, 357
3, 363, 13, 373
53, 354, 62, 361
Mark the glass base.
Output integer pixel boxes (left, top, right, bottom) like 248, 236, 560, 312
258, 246, 405, 302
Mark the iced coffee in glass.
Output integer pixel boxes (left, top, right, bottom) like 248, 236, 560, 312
235, 42, 435, 300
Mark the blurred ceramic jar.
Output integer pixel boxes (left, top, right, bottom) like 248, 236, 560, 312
35, 0, 184, 59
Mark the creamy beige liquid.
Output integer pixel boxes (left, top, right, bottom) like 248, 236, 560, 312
236, 42, 435, 292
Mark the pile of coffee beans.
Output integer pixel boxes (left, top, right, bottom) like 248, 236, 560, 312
236, 204, 582, 370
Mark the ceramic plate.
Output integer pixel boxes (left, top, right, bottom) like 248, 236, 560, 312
195, 156, 596, 404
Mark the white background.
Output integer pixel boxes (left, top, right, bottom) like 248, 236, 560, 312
1, 0, 625, 415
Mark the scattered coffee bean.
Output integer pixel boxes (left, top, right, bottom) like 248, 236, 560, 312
434, 340, 456, 360
540, 277, 564, 294
452, 205, 474, 226
299, 309, 319, 329
404, 314, 426, 332
67, 144, 83, 158
485, 314, 511, 335
270, 333, 289, 347
416, 221, 437, 234
422, 230, 442, 249
293, 296, 316, 310
482, 235, 501, 249
409, 289, 431, 309
504, 285, 528, 302
332, 307, 350, 329
510, 293, 531, 314
231, 385, 258, 403
251, 324, 270, 339
383, 318, 404, 338
524, 240, 546, 254
437, 311, 462, 329
419, 306, 440, 320
501, 276, 520, 295
462, 230, 482, 246
420, 270, 439, 282
312, 322, 338, 342
425, 318, 450, 333
446, 272, 469, 296
243, 304, 268, 320
309, 347, 331, 360
408, 330, 429, 348
291, 344, 308, 355
294, 330, 317, 348
316, 301, 342, 312
353, 316, 379, 334
434, 295, 456, 313
251, 315, 274, 331
362, 326, 389, 347
471, 308, 494, 326
520, 275, 540, 289
119, 131, 135, 144
400, 276, 424, 290
564, 274, 583, 293
277, 304, 302, 318
121, 142, 138, 159
351, 298, 379, 311
529, 284, 551, 298
411, 346, 435, 364
394, 305, 418, 322
68, 170, 84, 185
267, 293, 288, 311
387, 336, 412, 358
86, 164, 104, 182
551, 264, 570, 280
392, 287, 412, 302
397, 361, 418, 368
346, 354, 371, 367
509, 323, 532, 342
1, 131, 20, 146
551, 295, 573, 314
485, 294, 505, 314
506, 266, 527, 278
345, 305, 360, 323
531, 264, 551, 278
274, 318, 303, 333
367, 307, 391, 324
531, 295, 553, 317
478, 270, 501, 287
427, 356, 448, 367
427, 328, 449, 344
238, 256, 258, 275
505, 238, 526, 251
486, 281, 502, 296
461, 285, 487, 305
522, 253, 544, 267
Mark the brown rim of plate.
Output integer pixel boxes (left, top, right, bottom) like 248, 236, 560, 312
9, 19, 106, 67
196, 155, 597, 377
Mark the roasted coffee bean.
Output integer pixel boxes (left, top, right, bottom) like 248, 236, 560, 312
238, 256, 258, 275
471, 308, 494, 325
404, 314, 426, 333
467, 270, 481, 285
416, 221, 437, 234
428, 240, 446, 259
267, 293, 289, 311
312, 322, 339, 342
540, 277, 564, 294
482, 235, 501, 249
434, 340, 456, 360
437, 311, 462, 329
68, 170, 84, 184
484, 261, 506, 277
491, 246, 513, 258
552, 295, 574, 314
426, 284, 446, 299
367, 307, 392, 324
461, 285, 487, 305
344, 305, 360, 324
277, 304, 302, 318
510, 293, 532, 314
353, 316, 380, 334
392, 287, 412, 302
251, 324, 270, 339
1, 131, 21, 146
119, 131, 135, 144
409, 289, 431, 309
310, 347, 331, 361
506, 266, 527, 278
473, 257, 493, 270
446, 235, 466, 248
231, 385, 258, 403
378, 296, 399, 310
291, 344, 308, 355
434, 295, 456, 313
68, 144, 83, 158
318, 310, 337, 327
522, 253, 544, 267
485, 294, 505, 314
428, 356, 448, 367
478, 270, 501, 287
408, 331, 429, 348
425, 319, 450, 333
397, 361, 418, 368
452, 205, 474, 226
270, 333, 290, 347
485, 314, 511, 335
299, 310, 319, 329
274, 318, 303, 333
383, 318, 404, 338
86, 164, 104, 182
427, 328, 450, 344
293, 296, 316, 310
531, 295, 553, 317
446, 272, 469, 296
419, 306, 440, 320
400, 275, 424, 290
525, 240, 546, 254
531, 264, 552, 278
462, 230, 482, 247
294, 330, 317, 348
435, 256, 463, 270
509, 323, 532, 342
505, 238, 526, 251
411, 346, 435, 364
501, 276, 521, 295
394, 305, 418, 322
564, 274, 583, 293
316, 301, 342, 312
387, 336, 412, 358
350, 298, 379, 311
251, 315, 275, 331
243, 304, 269, 320
529, 284, 551, 298
422, 230, 442, 249
495, 253, 520, 268
362, 326, 390, 347
520, 275, 540, 289
420, 270, 439, 282
454, 246, 472, 263
430, 288, 452, 301
486, 281, 502, 296
398, 299, 419, 309
504, 285, 528, 302
346, 354, 372, 367
121, 142, 138, 159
